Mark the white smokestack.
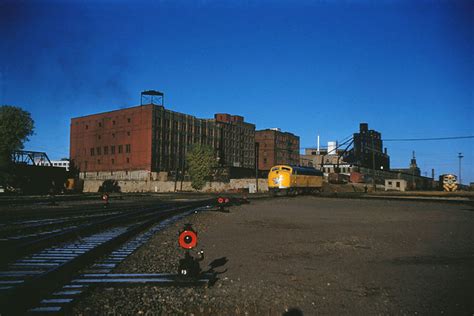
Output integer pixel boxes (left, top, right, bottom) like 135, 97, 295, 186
328, 141, 337, 155
317, 135, 320, 154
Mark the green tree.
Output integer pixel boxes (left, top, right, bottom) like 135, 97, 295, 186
186, 144, 217, 190
0, 106, 35, 185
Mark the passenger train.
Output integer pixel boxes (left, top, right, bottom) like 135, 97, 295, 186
268, 165, 324, 195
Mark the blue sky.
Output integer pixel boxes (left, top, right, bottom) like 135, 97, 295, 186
1, 0, 473, 183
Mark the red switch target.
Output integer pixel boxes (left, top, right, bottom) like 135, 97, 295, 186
179, 230, 198, 249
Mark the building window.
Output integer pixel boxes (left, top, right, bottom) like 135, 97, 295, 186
126, 144, 131, 153
112, 133, 115, 138
99, 122, 102, 127
111, 146, 115, 154
85, 125, 88, 129
103, 146, 108, 155
98, 135, 101, 140
118, 145, 123, 153
84, 161, 88, 170
96, 147, 101, 155
111, 158, 115, 164
127, 118, 131, 123
97, 159, 101, 164
127, 131, 130, 136
112, 120, 116, 125
126, 157, 130, 163
388, 181, 392, 185
90, 148, 95, 156
396, 182, 400, 188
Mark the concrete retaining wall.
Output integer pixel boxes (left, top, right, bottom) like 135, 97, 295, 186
83, 178, 268, 193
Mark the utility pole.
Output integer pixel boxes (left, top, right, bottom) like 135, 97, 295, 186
458, 152, 463, 187
371, 138, 376, 191
255, 142, 259, 193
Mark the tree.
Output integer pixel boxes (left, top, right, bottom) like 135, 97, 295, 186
68, 159, 80, 178
186, 144, 217, 190
0, 106, 35, 185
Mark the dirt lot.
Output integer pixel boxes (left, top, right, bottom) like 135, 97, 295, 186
73, 197, 474, 315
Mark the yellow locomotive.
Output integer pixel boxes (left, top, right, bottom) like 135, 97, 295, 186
268, 165, 324, 195
439, 174, 458, 192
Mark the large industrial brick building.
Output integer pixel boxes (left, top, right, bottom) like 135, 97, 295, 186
70, 103, 255, 177
255, 128, 300, 170
345, 123, 390, 170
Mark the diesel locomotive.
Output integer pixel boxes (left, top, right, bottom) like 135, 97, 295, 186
439, 174, 458, 192
268, 165, 324, 195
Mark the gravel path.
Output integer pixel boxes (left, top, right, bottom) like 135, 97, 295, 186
72, 197, 474, 315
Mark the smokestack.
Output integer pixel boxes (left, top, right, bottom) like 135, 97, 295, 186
431, 168, 435, 180
317, 135, 320, 154
360, 123, 368, 132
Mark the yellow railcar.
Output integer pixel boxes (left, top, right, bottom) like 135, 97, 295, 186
439, 174, 458, 192
268, 165, 324, 195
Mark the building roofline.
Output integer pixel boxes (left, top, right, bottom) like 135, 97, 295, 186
71, 103, 254, 126
71, 104, 156, 120
256, 129, 298, 137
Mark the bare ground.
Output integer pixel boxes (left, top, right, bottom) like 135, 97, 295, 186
72, 196, 474, 315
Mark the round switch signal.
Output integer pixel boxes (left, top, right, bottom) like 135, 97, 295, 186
179, 228, 198, 249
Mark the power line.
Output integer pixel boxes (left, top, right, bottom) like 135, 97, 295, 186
383, 135, 474, 142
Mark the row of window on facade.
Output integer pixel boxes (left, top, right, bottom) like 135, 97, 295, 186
83, 118, 132, 129
83, 157, 130, 168
322, 166, 353, 173
96, 131, 131, 140
90, 144, 131, 156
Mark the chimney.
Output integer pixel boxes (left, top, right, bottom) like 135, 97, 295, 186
317, 135, 320, 154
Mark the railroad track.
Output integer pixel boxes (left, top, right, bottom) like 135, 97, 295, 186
0, 210, 123, 242
0, 199, 204, 267
0, 198, 215, 315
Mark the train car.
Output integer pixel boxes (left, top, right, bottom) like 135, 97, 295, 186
268, 165, 324, 195
439, 174, 458, 192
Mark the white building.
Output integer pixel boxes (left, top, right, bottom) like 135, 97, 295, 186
385, 179, 407, 192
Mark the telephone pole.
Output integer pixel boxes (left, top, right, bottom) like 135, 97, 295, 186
458, 152, 463, 187
371, 138, 376, 191
255, 142, 259, 193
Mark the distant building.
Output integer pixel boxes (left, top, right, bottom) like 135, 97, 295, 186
70, 103, 255, 177
385, 179, 407, 191
213, 113, 256, 168
300, 143, 354, 175
344, 123, 390, 170
391, 151, 421, 177
255, 128, 299, 170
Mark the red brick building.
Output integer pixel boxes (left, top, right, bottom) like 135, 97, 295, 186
70, 104, 255, 175
70, 105, 154, 173
255, 129, 300, 170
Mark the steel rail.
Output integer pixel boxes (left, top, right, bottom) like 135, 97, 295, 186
0, 199, 214, 315
0, 199, 210, 269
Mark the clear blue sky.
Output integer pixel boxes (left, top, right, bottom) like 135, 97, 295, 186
1, 0, 473, 183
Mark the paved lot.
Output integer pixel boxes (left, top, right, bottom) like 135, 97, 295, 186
73, 197, 474, 315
